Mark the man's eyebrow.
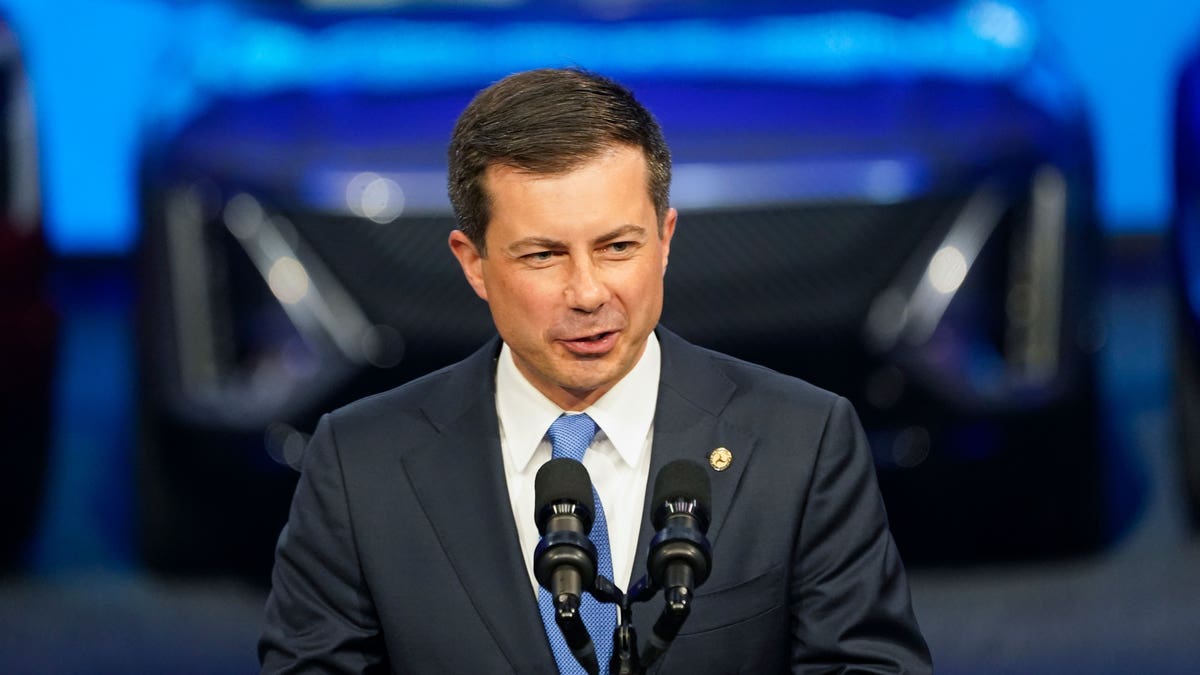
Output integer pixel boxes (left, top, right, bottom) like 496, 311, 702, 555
505, 225, 647, 254
506, 236, 564, 254
594, 224, 647, 243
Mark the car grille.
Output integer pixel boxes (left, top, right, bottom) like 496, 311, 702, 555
661, 198, 955, 345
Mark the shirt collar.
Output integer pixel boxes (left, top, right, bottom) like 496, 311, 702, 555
495, 333, 661, 472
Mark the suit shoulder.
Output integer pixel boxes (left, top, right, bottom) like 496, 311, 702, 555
337, 366, 447, 414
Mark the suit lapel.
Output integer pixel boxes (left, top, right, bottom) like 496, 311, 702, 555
630, 329, 757, 644
399, 339, 555, 673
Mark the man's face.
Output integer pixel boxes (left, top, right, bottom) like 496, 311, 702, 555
449, 144, 676, 411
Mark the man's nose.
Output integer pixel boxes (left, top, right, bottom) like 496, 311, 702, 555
565, 259, 610, 312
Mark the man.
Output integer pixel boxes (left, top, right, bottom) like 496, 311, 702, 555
260, 68, 931, 673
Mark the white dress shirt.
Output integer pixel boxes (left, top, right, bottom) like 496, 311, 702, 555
495, 333, 659, 599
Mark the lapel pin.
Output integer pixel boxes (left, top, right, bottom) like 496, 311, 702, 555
708, 447, 733, 472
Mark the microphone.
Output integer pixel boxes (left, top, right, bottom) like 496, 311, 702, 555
647, 459, 713, 600
533, 458, 601, 675
640, 459, 712, 669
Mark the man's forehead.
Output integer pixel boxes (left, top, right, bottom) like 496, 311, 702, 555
481, 143, 648, 182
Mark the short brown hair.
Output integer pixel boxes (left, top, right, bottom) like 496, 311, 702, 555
447, 68, 672, 253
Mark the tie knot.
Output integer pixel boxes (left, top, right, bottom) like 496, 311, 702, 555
547, 413, 598, 462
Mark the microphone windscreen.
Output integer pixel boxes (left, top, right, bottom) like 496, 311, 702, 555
535, 457, 594, 516
652, 459, 712, 518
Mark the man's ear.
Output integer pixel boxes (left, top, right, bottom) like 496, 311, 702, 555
448, 230, 488, 302
659, 207, 677, 275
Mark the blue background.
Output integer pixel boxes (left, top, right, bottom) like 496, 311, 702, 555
0, 0, 1198, 254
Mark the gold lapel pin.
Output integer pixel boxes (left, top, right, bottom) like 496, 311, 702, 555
709, 447, 733, 472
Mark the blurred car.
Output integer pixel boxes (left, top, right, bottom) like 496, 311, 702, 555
0, 17, 54, 571
1171, 41, 1200, 529
138, 0, 1107, 578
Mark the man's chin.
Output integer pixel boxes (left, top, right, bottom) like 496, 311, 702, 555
548, 364, 625, 401
514, 346, 636, 407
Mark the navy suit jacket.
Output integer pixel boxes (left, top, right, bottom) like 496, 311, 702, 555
260, 328, 931, 673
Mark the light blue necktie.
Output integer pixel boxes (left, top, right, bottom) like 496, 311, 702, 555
538, 413, 615, 674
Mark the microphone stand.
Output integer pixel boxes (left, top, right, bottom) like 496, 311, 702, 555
586, 571, 695, 675
591, 576, 639, 675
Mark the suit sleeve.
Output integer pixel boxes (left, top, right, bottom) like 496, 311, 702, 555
790, 396, 933, 673
259, 414, 388, 674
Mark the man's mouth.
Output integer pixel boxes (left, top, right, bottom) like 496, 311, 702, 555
559, 330, 619, 355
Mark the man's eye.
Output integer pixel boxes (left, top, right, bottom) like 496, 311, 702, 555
524, 251, 554, 262
607, 241, 633, 254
